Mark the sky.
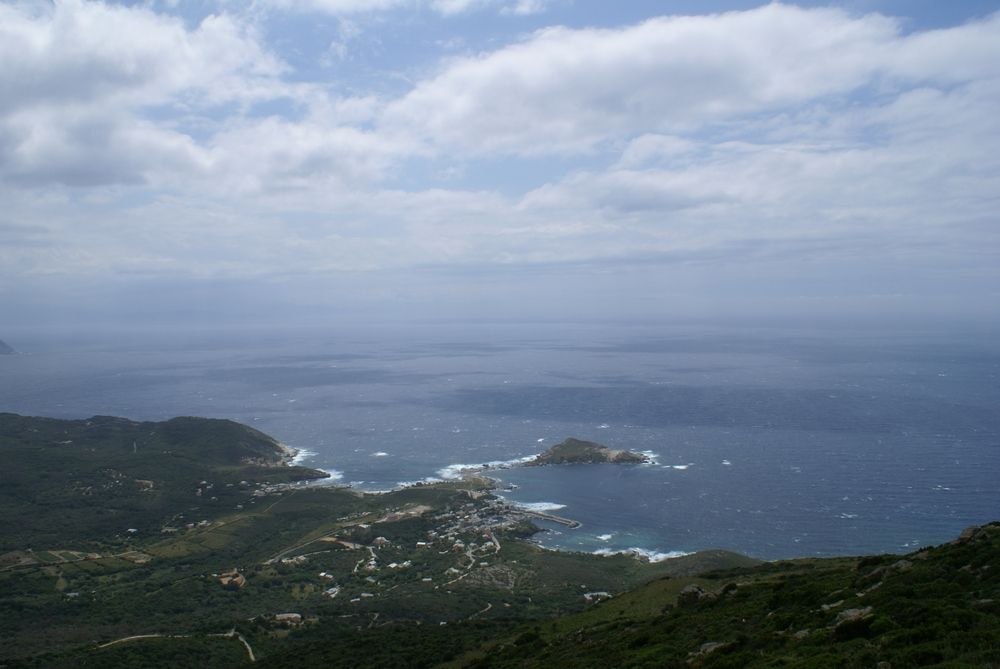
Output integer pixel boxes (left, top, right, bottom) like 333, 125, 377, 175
1, 0, 999, 330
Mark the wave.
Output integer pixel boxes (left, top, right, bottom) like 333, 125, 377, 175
639, 450, 660, 465
513, 501, 567, 512
595, 533, 613, 541
309, 468, 344, 484
593, 547, 691, 562
290, 447, 317, 465
371, 451, 390, 457
436, 454, 539, 480
395, 477, 445, 488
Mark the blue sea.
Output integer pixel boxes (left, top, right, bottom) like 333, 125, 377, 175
2, 322, 998, 560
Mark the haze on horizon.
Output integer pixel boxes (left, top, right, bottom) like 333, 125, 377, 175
1, 0, 999, 333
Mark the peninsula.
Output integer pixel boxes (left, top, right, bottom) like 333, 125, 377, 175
527, 437, 650, 466
0, 414, 996, 668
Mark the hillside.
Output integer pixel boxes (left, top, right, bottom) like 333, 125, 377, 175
445, 524, 1000, 668
0, 413, 752, 667
0, 413, 328, 550
2, 414, 995, 668
527, 438, 649, 466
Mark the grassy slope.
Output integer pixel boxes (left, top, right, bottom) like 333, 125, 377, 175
0, 413, 326, 550
0, 414, 754, 668
5, 414, 995, 668
448, 525, 1000, 668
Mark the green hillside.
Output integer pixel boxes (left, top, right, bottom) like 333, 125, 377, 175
1, 413, 996, 668
0, 413, 328, 550
446, 525, 1000, 668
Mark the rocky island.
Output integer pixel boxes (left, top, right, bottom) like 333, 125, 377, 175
0, 339, 14, 354
527, 437, 650, 466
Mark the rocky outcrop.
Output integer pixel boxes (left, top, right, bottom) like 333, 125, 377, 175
528, 438, 650, 466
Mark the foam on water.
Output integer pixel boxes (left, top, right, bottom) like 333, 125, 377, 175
639, 450, 659, 465
311, 468, 344, 483
514, 501, 567, 512
395, 477, 445, 488
290, 447, 317, 465
593, 547, 691, 562
436, 454, 539, 480
372, 451, 390, 457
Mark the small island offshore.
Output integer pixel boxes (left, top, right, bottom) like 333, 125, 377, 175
0, 339, 14, 354
1, 413, 997, 668
527, 437, 650, 466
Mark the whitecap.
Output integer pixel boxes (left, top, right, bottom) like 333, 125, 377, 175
371, 451, 390, 457
671, 464, 689, 470
537, 438, 546, 443
598, 423, 610, 429
291, 448, 317, 465
639, 450, 659, 465
309, 469, 344, 484
436, 454, 539, 480
396, 477, 444, 488
721, 460, 732, 466
595, 534, 613, 541
593, 547, 690, 562
513, 501, 567, 512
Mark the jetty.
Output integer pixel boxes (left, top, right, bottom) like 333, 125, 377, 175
522, 509, 581, 529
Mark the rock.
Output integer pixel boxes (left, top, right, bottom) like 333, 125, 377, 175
888, 559, 913, 574
836, 606, 873, 624
678, 584, 706, 607
697, 641, 726, 655
834, 607, 875, 641
528, 438, 650, 466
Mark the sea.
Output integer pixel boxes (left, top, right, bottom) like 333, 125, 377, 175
2, 322, 998, 561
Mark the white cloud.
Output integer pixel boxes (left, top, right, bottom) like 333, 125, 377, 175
430, 0, 488, 15
255, 0, 406, 14
0, 0, 295, 186
382, 5, 1000, 155
501, 0, 549, 16
0, 0, 997, 315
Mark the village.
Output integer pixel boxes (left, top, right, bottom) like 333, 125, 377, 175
207, 485, 591, 629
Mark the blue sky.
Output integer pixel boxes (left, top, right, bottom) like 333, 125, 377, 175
1, 0, 999, 328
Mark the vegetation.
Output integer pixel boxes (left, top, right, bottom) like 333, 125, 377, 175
1, 413, 996, 668
528, 437, 648, 465
0, 412, 327, 550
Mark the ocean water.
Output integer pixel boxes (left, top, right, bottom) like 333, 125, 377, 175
2, 323, 998, 560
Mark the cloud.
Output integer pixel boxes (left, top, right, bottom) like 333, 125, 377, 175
382, 5, 1000, 155
0, 0, 997, 325
501, 0, 550, 16
0, 0, 290, 186
255, 0, 406, 14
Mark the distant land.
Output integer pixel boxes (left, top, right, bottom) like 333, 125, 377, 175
0, 339, 13, 354
527, 437, 650, 466
0, 413, 996, 668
